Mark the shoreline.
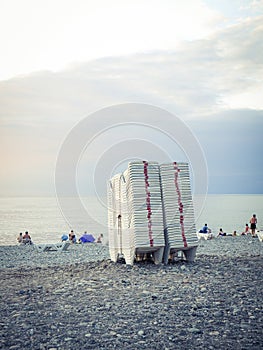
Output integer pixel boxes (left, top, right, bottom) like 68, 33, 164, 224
0, 235, 262, 269
1, 194, 262, 247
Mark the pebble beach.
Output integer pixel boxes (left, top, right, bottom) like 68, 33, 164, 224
1, 236, 262, 349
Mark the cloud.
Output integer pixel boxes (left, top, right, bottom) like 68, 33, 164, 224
188, 109, 263, 193
1, 11, 262, 125
0, 12, 262, 195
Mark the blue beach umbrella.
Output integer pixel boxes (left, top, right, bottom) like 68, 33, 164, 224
79, 234, 95, 243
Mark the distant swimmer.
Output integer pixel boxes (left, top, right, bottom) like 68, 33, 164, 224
249, 214, 257, 237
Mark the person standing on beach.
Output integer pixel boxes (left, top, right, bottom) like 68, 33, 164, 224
249, 214, 257, 237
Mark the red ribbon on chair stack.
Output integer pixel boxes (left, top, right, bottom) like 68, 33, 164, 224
143, 161, 154, 247
173, 162, 188, 248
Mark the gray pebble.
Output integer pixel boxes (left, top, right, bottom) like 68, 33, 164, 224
0, 238, 262, 349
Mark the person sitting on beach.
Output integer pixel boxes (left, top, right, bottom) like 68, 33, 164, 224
232, 230, 237, 236
249, 214, 257, 237
241, 224, 250, 236
17, 232, 23, 244
199, 223, 211, 234
96, 234, 103, 243
69, 230, 77, 244
217, 228, 226, 237
22, 231, 32, 245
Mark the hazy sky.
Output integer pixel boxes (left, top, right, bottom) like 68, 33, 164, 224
0, 0, 263, 196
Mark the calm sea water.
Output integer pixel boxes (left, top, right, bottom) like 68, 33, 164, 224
0, 195, 262, 246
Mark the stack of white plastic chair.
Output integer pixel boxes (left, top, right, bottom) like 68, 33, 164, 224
107, 173, 119, 263
160, 162, 198, 263
124, 161, 165, 264
107, 173, 134, 264
108, 161, 165, 265
108, 161, 198, 265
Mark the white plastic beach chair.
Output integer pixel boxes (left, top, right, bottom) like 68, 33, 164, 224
257, 231, 263, 242
196, 232, 213, 240
35, 242, 70, 252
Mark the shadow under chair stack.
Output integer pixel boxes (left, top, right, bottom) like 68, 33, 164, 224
107, 161, 198, 265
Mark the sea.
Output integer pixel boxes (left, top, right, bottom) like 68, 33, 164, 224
0, 195, 262, 246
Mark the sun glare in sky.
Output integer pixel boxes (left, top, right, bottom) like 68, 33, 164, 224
0, 0, 228, 81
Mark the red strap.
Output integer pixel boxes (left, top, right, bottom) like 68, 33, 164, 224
144, 163, 154, 247
174, 164, 187, 247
